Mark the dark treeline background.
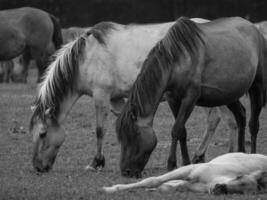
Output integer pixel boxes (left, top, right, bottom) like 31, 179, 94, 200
0, 0, 266, 27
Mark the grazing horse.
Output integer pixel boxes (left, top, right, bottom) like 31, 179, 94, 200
102, 153, 267, 194
116, 17, 267, 178
62, 27, 90, 44
0, 7, 63, 82
29, 18, 245, 172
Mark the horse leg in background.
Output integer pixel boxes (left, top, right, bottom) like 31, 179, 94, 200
85, 88, 110, 170
226, 101, 246, 152
219, 105, 238, 152
248, 82, 264, 153
36, 53, 50, 83
192, 107, 221, 163
102, 163, 199, 193
21, 50, 31, 83
110, 97, 125, 116
167, 89, 200, 171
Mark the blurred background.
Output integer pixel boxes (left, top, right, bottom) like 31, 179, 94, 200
0, 0, 266, 27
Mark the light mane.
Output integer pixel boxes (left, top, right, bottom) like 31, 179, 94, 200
30, 35, 86, 129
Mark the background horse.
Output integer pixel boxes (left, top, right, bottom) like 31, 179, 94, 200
102, 153, 267, 194
0, 7, 63, 82
116, 17, 267, 178
29, 18, 241, 172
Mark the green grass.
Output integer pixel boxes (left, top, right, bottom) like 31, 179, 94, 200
1, 69, 267, 200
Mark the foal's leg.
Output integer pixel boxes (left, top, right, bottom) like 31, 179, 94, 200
102, 164, 199, 193
226, 101, 246, 152
192, 107, 221, 163
167, 89, 200, 171
248, 83, 264, 153
86, 88, 110, 170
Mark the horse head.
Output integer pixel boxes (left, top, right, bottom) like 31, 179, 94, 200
116, 105, 157, 178
30, 106, 66, 172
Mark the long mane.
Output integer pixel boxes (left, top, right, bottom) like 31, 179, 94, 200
116, 17, 204, 145
29, 21, 116, 130
29, 35, 86, 129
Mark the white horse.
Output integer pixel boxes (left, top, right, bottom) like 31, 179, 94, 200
102, 153, 267, 194
29, 18, 238, 172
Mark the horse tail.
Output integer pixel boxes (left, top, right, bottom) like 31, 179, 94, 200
49, 14, 63, 50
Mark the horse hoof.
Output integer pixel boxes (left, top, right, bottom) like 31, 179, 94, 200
167, 161, 177, 171
86, 155, 105, 171
212, 184, 228, 195
192, 154, 205, 164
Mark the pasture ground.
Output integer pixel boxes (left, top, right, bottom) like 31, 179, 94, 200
1, 69, 267, 200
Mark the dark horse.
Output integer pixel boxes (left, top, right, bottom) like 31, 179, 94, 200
116, 17, 267, 178
0, 7, 62, 81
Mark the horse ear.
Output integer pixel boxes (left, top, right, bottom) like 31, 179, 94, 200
31, 105, 37, 112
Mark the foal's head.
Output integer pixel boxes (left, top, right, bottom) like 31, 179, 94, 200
213, 171, 267, 194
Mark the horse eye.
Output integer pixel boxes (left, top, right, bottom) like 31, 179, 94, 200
39, 131, 47, 138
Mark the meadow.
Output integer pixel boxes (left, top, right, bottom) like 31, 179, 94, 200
1, 69, 267, 200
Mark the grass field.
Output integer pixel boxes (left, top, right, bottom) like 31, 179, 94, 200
1, 69, 267, 200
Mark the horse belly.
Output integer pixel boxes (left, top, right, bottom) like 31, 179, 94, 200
197, 68, 255, 106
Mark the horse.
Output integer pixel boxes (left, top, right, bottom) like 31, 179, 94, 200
191, 21, 267, 163
62, 27, 90, 44
29, 18, 241, 173
102, 153, 267, 194
116, 16, 267, 178
0, 7, 63, 82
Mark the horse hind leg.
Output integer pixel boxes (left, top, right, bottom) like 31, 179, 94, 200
219, 105, 238, 152
226, 100, 246, 152
192, 107, 221, 164
248, 82, 264, 153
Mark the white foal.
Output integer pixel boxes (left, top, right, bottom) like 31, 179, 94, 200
102, 153, 267, 195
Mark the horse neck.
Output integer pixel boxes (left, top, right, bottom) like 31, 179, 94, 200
135, 65, 171, 127
56, 92, 80, 123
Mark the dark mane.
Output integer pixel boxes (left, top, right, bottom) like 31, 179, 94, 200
29, 36, 86, 130
116, 17, 204, 145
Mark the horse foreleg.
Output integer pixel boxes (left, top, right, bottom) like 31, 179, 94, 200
102, 164, 199, 193
226, 101, 246, 152
168, 89, 200, 170
192, 107, 221, 163
86, 89, 110, 170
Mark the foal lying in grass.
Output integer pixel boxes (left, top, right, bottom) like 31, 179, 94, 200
102, 153, 267, 195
